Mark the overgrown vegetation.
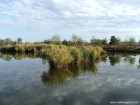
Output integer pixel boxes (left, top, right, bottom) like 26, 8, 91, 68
0, 44, 105, 68
40, 45, 105, 68
41, 45, 73, 68
0, 35, 139, 46
1, 34, 140, 68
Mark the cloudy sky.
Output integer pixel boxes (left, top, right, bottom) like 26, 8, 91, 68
0, 0, 140, 42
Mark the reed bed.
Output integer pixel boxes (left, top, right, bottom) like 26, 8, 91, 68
14, 44, 48, 53
69, 47, 82, 63
41, 45, 73, 68
0, 44, 105, 68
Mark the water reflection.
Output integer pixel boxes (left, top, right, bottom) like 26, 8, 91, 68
0, 54, 12, 61
0, 52, 140, 105
0, 52, 139, 67
123, 57, 136, 64
0, 52, 38, 61
138, 58, 140, 69
41, 52, 139, 86
41, 69, 73, 86
108, 53, 137, 65
41, 62, 98, 86
101, 55, 108, 63
109, 56, 121, 66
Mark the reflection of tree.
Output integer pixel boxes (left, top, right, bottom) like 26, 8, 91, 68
128, 57, 135, 64
123, 57, 135, 64
0, 53, 12, 61
101, 55, 108, 63
3, 55, 12, 61
138, 58, 140, 68
108, 53, 136, 65
109, 56, 121, 66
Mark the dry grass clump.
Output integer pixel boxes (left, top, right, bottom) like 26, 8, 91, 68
14, 44, 47, 53
69, 47, 82, 63
41, 45, 73, 68
80, 46, 104, 62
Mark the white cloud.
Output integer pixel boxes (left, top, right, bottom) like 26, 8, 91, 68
0, 0, 139, 27
0, 0, 140, 41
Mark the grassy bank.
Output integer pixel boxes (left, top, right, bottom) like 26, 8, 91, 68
0, 44, 105, 68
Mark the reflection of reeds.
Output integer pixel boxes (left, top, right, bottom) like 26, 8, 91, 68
0, 52, 39, 61
41, 69, 73, 86
41, 60, 100, 86
14, 53, 38, 60
70, 62, 98, 75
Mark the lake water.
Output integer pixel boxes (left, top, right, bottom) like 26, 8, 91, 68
0, 53, 140, 105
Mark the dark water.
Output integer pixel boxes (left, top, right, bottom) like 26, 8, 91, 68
0, 53, 140, 105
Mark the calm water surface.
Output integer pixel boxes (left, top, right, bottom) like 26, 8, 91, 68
0, 53, 140, 105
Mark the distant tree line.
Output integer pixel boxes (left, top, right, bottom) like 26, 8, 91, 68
0, 35, 138, 47
0, 38, 22, 46
43, 35, 86, 46
43, 35, 137, 47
